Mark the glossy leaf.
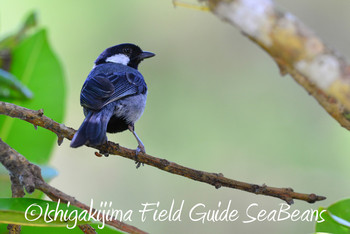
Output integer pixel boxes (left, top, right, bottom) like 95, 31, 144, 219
0, 11, 38, 51
18, 223, 123, 234
0, 29, 66, 164
0, 223, 123, 234
0, 68, 33, 99
0, 198, 123, 234
0, 198, 90, 227
315, 199, 350, 234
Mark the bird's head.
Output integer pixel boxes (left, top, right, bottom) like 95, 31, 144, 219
94, 43, 155, 69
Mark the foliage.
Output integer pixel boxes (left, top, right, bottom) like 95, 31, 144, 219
0, 198, 123, 233
0, 12, 64, 198
316, 199, 350, 234
0, 10, 64, 207
0, 13, 66, 164
0, 11, 125, 233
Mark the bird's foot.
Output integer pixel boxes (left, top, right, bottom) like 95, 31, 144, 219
98, 149, 109, 157
134, 145, 146, 169
135, 160, 144, 169
136, 144, 146, 155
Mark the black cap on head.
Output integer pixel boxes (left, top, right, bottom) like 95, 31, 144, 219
95, 43, 155, 69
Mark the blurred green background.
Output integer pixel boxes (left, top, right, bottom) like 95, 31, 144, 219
1, 0, 350, 233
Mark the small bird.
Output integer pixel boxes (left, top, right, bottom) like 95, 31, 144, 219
70, 43, 155, 155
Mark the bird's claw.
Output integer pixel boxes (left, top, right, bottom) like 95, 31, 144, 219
135, 160, 144, 169
134, 145, 145, 169
98, 149, 109, 157
136, 144, 146, 155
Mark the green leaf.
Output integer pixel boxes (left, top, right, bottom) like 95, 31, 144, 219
315, 199, 350, 234
0, 223, 124, 234
0, 198, 124, 234
0, 68, 33, 99
0, 29, 66, 164
18, 223, 123, 234
0, 198, 90, 227
0, 11, 38, 51
21, 11, 38, 33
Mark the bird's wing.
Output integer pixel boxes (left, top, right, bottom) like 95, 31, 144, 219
80, 71, 147, 111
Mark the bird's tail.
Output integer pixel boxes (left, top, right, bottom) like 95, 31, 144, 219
70, 109, 113, 148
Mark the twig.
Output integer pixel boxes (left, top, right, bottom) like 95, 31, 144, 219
199, 0, 350, 130
0, 138, 146, 234
7, 176, 22, 233
6, 174, 25, 234
78, 224, 97, 234
0, 101, 326, 204
7, 224, 21, 234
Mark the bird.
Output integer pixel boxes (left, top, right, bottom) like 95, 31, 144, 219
70, 43, 155, 156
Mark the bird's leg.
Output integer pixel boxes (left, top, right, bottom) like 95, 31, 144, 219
128, 124, 146, 154
128, 124, 145, 168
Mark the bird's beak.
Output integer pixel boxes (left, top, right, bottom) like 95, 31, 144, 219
138, 51, 155, 60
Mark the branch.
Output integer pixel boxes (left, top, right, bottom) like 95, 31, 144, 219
0, 101, 326, 204
0, 137, 147, 234
6, 173, 25, 234
199, 0, 350, 130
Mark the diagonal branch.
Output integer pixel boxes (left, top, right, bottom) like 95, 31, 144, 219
0, 101, 326, 204
0, 137, 147, 234
199, 0, 350, 130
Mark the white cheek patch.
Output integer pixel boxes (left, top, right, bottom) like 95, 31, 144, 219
105, 54, 130, 65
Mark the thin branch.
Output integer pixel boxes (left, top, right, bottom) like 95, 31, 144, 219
200, 0, 350, 130
78, 224, 97, 234
7, 224, 21, 234
6, 174, 25, 234
0, 138, 146, 234
0, 101, 326, 204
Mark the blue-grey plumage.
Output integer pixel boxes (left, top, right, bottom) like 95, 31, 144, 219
70, 43, 155, 154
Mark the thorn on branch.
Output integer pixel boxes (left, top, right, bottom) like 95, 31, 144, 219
213, 172, 224, 189
285, 197, 294, 205
285, 187, 294, 192
19, 163, 42, 194
257, 183, 268, 193
214, 183, 221, 189
160, 158, 170, 168
37, 108, 44, 116
276, 62, 288, 76
57, 135, 64, 146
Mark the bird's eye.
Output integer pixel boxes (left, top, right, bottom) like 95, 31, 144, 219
123, 48, 132, 55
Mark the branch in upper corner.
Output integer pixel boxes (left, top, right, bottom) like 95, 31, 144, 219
199, 0, 350, 131
0, 101, 326, 204
0, 138, 147, 234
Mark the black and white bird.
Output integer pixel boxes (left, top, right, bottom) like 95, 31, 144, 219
70, 43, 155, 155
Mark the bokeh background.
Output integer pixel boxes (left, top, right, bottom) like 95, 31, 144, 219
1, 0, 350, 233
